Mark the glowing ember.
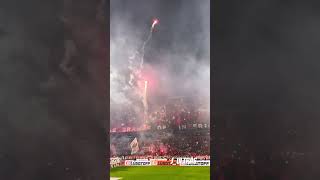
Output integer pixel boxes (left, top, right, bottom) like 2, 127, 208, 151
153, 18, 159, 25
151, 18, 159, 29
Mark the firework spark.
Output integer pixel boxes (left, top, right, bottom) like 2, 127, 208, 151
151, 18, 159, 30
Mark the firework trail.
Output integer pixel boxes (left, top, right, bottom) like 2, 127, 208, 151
140, 18, 159, 68
143, 80, 148, 121
128, 18, 159, 88
124, 18, 159, 122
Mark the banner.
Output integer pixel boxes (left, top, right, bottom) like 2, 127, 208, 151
179, 160, 210, 166
130, 137, 139, 154
110, 157, 121, 168
171, 157, 210, 166
157, 160, 172, 166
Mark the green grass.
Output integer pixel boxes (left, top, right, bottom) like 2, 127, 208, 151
110, 166, 210, 180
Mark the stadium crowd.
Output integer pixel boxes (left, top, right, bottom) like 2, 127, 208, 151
110, 97, 209, 132
110, 97, 210, 158
110, 130, 210, 158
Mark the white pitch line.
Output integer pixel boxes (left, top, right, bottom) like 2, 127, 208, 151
110, 177, 122, 180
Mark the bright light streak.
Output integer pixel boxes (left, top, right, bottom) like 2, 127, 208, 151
151, 18, 159, 29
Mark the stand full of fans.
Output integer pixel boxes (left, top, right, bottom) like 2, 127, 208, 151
110, 96, 210, 159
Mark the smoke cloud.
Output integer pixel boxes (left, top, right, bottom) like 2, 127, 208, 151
110, 0, 210, 110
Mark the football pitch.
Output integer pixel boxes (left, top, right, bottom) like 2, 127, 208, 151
110, 166, 210, 180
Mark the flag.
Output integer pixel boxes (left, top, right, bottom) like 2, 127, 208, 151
130, 137, 139, 154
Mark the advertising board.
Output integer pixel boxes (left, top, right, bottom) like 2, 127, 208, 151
121, 158, 210, 166
124, 160, 151, 166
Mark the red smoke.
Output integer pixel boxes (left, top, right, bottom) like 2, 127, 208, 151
140, 64, 159, 96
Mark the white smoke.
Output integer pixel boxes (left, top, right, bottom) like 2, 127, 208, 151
110, 0, 210, 113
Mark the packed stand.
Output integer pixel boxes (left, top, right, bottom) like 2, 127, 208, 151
110, 96, 210, 132
110, 129, 210, 158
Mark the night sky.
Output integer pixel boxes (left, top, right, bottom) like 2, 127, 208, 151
111, 0, 208, 59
